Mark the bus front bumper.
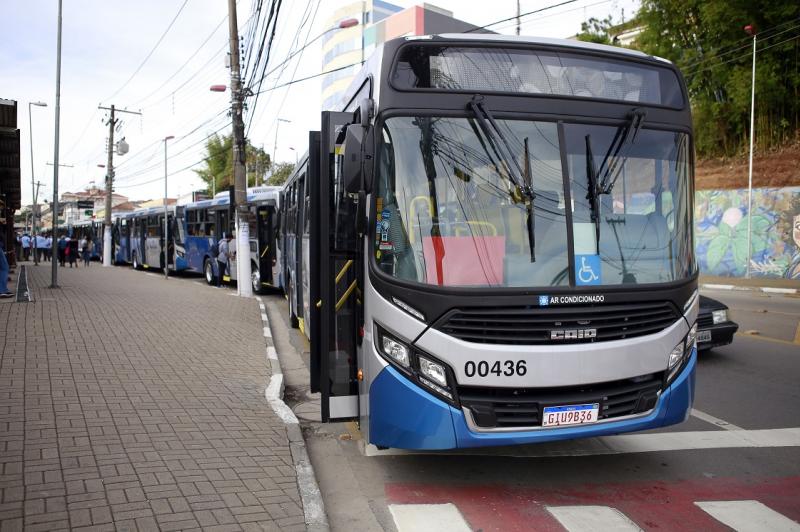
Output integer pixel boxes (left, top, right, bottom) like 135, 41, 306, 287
369, 348, 696, 450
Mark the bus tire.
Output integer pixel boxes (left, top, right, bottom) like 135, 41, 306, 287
204, 259, 215, 286
251, 263, 262, 295
132, 251, 141, 271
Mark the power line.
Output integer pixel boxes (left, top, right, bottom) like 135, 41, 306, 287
245, 0, 319, 137
251, 61, 361, 96
103, 0, 190, 102
684, 30, 800, 76
131, 12, 230, 108
466, 0, 579, 33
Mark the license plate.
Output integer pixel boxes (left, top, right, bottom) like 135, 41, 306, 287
542, 403, 600, 427
698, 330, 712, 343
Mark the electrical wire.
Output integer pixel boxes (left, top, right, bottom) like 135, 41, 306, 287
466, 0, 579, 33
684, 30, 800, 76
103, 0, 190, 103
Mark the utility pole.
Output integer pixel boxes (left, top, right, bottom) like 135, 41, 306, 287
744, 24, 757, 279
272, 118, 290, 185
227, 0, 252, 297
50, 0, 63, 288
98, 104, 140, 267
29, 101, 47, 265
516, 1, 521, 35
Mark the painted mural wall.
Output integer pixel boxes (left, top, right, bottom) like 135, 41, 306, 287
695, 187, 800, 279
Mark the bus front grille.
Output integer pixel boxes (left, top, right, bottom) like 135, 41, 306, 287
437, 301, 679, 345
458, 372, 663, 429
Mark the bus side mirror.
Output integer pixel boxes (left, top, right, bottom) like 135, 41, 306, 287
342, 125, 374, 194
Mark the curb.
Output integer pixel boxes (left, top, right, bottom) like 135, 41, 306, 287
701, 283, 798, 295
256, 296, 330, 532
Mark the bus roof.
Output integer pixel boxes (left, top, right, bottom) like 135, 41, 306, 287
428, 33, 667, 63
185, 187, 279, 210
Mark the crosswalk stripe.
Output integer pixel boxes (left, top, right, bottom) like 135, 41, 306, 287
696, 500, 800, 531
547, 505, 642, 532
389, 503, 471, 532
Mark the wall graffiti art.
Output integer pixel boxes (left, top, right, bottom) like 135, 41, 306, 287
695, 187, 800, 279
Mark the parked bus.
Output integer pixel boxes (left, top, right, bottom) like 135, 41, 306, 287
179, 187, 280, 293
281, 34, 698, 450
70, 219, 104, 260
280, 156, 311, 333
126, 206, 187, 273
112, 212, 134, 264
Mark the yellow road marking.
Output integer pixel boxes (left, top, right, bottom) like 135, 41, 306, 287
794, 321, 800, 344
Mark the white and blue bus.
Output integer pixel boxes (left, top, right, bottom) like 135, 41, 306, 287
179, 187, 280, 293
125, 206, 188, 273
281, 34, 698, 450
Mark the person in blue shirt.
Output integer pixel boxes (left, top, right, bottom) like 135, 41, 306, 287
0, 236, 12, 298
20, 233, 31, 261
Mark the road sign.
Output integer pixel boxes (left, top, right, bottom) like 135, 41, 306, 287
84, 210, 93, 216
77, 200, 94, 209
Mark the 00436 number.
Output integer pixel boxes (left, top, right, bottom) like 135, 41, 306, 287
464, 360, 527, 378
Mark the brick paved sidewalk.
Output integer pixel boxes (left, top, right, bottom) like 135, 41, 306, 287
0, 266, 304, 531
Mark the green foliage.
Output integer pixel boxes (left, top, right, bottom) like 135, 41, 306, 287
576, 16, 615, 45
266, 162, 295, 186
193, 134, 271, 193
634, 0, 800, 157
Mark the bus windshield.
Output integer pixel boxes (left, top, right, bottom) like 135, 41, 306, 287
373, 116, 694, 288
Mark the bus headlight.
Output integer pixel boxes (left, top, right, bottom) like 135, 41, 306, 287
381, 335, 410, 368
375, 324, 457, 404
418, 356, 447, 388
668, 341, 685, 371
667, 323, 697, 383
712, 309, 728, 324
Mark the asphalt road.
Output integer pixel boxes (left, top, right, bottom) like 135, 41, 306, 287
261, 286, 800, 532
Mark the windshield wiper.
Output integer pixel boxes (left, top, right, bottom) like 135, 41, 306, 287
596, 108, 646, 195
585, 134, 601, 252
468, 95, 537, 261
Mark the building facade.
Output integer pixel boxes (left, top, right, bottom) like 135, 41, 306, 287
321, 2, 484, 110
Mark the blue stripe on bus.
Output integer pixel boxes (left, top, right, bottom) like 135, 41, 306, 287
368, 348, 696, 450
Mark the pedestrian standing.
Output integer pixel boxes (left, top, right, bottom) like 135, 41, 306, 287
36, 233, 47, 262
57, 235, 67, 266
20, 233, 31, 261
68, 237, 79, 268
82, 237, 92, 267
216, 233, 232, 287
45, 234, 52, 262
0, 236, 12, 298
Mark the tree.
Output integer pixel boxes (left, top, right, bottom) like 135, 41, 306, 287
194, 134, 271, 194
634, 0, 800, 156
576, 16, 615, 45
266, 162, 295, 186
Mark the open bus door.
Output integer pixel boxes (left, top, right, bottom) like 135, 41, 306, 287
311, 113, 360, 422
256, 205, 273, 287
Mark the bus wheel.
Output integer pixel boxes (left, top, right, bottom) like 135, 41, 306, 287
204, 259, 215, 285
132, 252, 141, 271
251, 264, 261, 295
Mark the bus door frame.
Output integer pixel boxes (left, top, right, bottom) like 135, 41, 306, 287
256, 204, 273, 286
312, 113, 360, 422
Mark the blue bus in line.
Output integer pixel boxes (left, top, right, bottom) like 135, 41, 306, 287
280, 34, 698, 450
179, 187, 281, 293
121, 206, 189, 273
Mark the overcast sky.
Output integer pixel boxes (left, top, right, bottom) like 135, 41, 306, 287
1, 0, 638, 205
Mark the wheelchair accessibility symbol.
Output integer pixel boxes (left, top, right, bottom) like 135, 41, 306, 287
575, 255, 601, 286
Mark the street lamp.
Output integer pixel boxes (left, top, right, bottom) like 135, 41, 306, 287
288, 146, 298, 164
29, 101, 47, 265
163, 135, 174, 280
744, 23, 757, 278
272, 118, 291, 184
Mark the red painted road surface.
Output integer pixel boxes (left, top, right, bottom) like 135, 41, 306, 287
386, 476, 800, 531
